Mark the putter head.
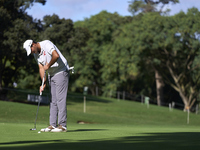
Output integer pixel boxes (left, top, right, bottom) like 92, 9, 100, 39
30, 128, 36, 131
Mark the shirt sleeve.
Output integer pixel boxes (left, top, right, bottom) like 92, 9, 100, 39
45, 41, 56, 55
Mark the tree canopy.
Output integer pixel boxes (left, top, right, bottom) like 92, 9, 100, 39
1, 0, 200, 111
0, 0, 46, 95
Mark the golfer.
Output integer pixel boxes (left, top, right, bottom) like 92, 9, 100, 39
23, 39, 69, 132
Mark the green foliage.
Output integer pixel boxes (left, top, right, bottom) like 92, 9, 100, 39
17, 69, 41, 89
41, 14, 74, 54
126, 9, 200, 108
99, 22, 140, 95
1, 0, 200, 110
73, 11, 135, 95
0, 0, 45, 92
40, 14, 92, 92
128, 0, 179, 15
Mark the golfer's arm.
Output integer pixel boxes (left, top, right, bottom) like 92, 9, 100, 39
47, 50, 59, 68
38, 63, 46, 87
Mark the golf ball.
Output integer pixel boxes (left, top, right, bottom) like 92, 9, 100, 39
38, 131, 41, 133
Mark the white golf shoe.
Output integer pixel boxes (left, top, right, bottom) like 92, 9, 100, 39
51, 125, 67, 132
40, 125, 55, 132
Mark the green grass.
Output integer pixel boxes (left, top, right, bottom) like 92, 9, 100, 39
0, 93, 200, 150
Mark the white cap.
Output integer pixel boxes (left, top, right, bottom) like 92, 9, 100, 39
23, 39, 33, 56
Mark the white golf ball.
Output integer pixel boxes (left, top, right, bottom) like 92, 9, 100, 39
38, 131, 41, 133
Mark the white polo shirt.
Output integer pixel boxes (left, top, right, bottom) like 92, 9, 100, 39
34, 40, 69, 76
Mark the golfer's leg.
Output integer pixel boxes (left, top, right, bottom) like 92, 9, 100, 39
55, 71, 69, 127
49, 78, 58, 127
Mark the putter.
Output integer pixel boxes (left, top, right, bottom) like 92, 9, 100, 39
30, 71, 46, 131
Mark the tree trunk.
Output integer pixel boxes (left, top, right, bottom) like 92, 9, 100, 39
178, 91, 196, 112
0, 74, 2, 91
0, 77, 8, 101
0, 74, 3, 99
90, 87, 95, 96
155, 70, 164, 106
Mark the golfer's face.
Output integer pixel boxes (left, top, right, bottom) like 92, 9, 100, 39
31, 44, 37, 54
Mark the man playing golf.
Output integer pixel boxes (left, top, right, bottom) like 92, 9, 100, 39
23, 39, 69, 132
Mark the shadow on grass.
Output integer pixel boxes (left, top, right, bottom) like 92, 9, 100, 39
68, 129, 106, 132
1, 132, 200, 150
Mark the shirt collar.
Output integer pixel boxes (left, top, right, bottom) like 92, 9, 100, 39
38, 48, 44, 57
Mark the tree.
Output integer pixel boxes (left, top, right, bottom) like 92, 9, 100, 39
128, 8, 200, 110
67, 26, 91, 92
0, 0, 46, 99
40, 14, 92, 92
128, 0, 179, 15
73, 11, 132, 95
98, 16, 138, 96
164, 8, 200, 110
41, 14, 74, 64
128, 0, 179, 105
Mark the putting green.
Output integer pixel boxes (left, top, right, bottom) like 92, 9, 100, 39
0, 122, 200, 150
1, 95, 200, 150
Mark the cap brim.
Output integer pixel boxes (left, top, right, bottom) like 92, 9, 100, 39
23, 39, 33, 56
26, 46, 31, 56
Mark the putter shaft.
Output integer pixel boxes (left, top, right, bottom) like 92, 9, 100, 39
30, 71, 46, 131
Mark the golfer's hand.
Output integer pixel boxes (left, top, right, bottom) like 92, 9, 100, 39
39, 84, 45, 94
43, 63, 49, 71
43, 51, 59, 71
